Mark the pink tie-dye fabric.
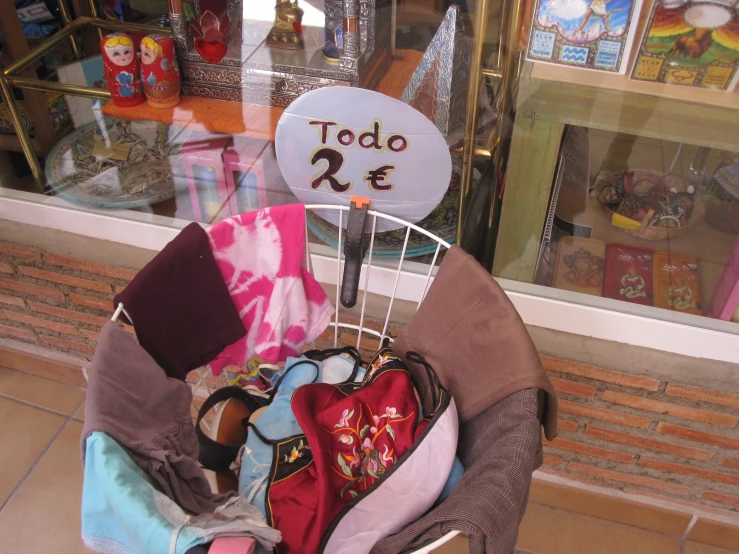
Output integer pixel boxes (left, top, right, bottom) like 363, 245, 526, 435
206, 204, 334, 375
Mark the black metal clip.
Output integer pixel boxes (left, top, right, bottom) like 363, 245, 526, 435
341, 197, 370, 308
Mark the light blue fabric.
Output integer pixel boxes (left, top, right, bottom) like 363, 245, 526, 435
238, 355, 364, 517
82, 432, 206, 554
82, 432, 281, 554
436, 457, 464, 504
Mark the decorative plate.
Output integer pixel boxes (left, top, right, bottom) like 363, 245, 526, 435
45, 117, 191, 209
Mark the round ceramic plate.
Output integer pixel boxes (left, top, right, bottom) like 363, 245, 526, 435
46, 117, 191, 209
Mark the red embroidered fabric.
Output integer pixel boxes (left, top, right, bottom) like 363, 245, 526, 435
267, 353, 423, 554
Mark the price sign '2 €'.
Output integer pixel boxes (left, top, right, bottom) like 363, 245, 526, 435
275, 87, 452, 232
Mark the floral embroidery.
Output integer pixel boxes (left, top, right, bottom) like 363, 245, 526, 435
331, 403, 415, 499
367, 352, 394, 379
334, 408, 353, 428
380, 407, 402, 419
284, 439, 309, 463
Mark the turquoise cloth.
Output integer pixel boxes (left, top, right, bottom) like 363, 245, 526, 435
436, 457, 464, 504
82, 432, 209, 554
82, 432, 281, 554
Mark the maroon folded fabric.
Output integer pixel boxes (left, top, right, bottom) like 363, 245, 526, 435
114, 223, 246, 380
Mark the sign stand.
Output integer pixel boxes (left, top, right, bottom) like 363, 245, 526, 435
341, 196, 371, 308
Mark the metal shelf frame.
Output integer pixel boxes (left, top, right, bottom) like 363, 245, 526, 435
0, 3, 169, 189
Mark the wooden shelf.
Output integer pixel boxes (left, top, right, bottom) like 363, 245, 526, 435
496, 64, 739, 283
0, 133, 43, 155
0, 120, 72, 155
519, 62, 739, 152
102, 50, 424, 141
529, 62, 739, 111
103, 97, 283, 141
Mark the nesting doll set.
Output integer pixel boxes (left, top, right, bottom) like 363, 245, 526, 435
101, 33, 181, 109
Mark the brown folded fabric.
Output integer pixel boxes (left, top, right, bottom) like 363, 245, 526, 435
392, 245, 558, 440
81, 322, 233, 515
114, 222, 245, 380
371, 389, 542, 554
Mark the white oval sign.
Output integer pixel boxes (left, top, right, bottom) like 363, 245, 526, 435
275, 86, 452, 232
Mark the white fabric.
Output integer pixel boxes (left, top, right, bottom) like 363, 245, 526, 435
323, 398, 459, 554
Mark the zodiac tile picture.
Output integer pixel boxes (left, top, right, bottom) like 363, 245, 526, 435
526, 0, 643, 72
631, 0, 739, 90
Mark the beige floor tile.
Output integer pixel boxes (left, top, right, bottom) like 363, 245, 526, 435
516, 503, 681, 554
0, 366, 85, 415
686, 542, 739, 554
0, 420, 93, 554
73, 400, 85, 421
0, 397, 65, 506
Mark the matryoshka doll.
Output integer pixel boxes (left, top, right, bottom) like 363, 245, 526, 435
101, 33, 144, 107
140, 34, 181, 109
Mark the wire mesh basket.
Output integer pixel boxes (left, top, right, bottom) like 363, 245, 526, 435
109, 204, 461, 553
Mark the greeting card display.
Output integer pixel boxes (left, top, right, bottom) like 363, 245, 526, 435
526, 0, 643, 72
631, 0, 739, 90
553, 236, 606, 296
653, 252, 702, 315
604, 244, 654, 305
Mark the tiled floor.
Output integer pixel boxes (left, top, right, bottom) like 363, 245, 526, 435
0, 366, 91, 554
1, 363, 738, 554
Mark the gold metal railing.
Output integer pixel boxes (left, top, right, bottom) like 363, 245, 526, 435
457, 0, 526, 269
56, 0, 82, 60
0, 12, 169, 189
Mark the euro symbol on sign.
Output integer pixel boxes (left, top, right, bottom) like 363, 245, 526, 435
366, 165, 395, 191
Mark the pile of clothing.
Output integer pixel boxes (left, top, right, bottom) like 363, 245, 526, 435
80, 203, 558, 554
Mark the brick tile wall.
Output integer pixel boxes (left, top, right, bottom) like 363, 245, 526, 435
2, 237, 739, 514
0, 240, 134, 361
542, 357, 739, 515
